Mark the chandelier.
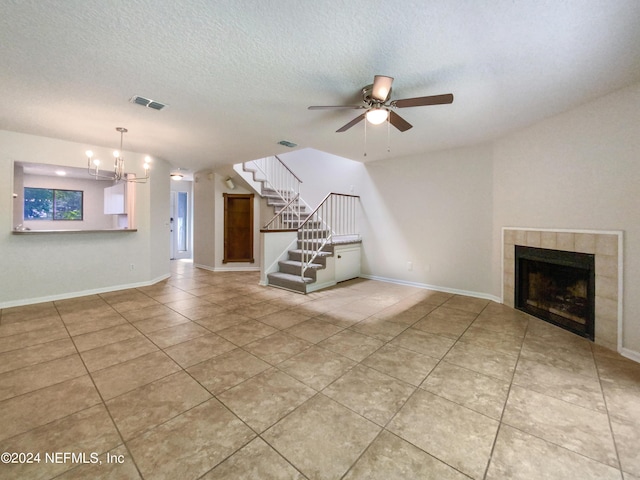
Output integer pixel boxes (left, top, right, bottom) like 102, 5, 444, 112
86, 127, 151, 183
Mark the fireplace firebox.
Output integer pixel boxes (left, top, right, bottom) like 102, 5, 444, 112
515, 246, 595, 340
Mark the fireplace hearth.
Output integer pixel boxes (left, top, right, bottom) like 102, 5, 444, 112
515, 246, 595, 340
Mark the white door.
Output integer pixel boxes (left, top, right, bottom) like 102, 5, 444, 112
170, 191, 190, 259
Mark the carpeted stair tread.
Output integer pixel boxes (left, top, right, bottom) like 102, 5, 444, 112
288, 249, 332, 257
279, 259, 324, 270
267, 271, 314, 282
267, 272, 314, 293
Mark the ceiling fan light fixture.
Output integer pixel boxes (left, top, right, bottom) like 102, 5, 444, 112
371, 75, 394, 101
366, 108, 389, 125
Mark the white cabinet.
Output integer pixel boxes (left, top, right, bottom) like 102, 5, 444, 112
334, 244, 361, 282
104, 183, 126, 215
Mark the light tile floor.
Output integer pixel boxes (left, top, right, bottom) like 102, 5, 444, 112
1, 260, 639, 479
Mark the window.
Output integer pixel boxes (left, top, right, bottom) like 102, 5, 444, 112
24, 187, 83, 220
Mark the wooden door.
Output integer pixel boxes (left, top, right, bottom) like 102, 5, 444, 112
223, 193, 254, 263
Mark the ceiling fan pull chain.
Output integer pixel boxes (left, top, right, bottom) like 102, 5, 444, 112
387, 116, 391, 153
363, 118, 367, 157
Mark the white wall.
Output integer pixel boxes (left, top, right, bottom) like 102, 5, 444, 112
192, 171, 261, 271
279, 148, 365, 208
278, 145, 495, 298
193, 172, 216, 268
149, 159, 171, 280
492, 82, 640, 353
0, 130, 170, 307
213, 173, 260, 270
360, 145, 495, 296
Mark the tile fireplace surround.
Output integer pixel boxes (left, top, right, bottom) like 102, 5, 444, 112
502, 228, 622, 351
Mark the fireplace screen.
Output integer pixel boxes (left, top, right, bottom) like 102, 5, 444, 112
515, 246, 595, 340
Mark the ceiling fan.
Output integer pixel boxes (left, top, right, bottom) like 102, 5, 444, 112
308, 75, 453, 132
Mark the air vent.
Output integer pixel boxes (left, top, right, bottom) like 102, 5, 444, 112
147, 101, 165, 110
130, 95, 167, 111
278, 140, 297, 148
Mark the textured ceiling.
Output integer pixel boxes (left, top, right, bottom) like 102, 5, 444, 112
1, 0, 639, 172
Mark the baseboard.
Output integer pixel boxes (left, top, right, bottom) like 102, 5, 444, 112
214, 266, 260, 272
306, 279, 337, 294
0, 273, 171, 309
193, 263, 260, 273
193, 263, 215, 272
620, 347, 640, 364
359, 274, 501, 303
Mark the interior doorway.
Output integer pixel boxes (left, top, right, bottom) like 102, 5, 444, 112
170, 190, 191, 260
223, 193, 254, 263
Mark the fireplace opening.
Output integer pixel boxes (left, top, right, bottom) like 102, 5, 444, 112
515, 246, 595, 340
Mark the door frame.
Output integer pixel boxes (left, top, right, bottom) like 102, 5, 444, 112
170, 190, 191, 260
223, 193, 254, 263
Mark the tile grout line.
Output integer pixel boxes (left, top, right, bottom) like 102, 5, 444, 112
481, 304, 529, 480
591, 341, 626, 476
481, 317, 626, 478
3, 266, 635, 479
51, 300, 146, 480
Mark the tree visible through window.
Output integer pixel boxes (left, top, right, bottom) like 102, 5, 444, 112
24, 187, 83, 220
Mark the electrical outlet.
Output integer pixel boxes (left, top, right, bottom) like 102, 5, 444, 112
130, 264, 135, 270
407, 261, 413, 271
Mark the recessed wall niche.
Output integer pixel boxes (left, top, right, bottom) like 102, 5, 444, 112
13, 161, 137, 232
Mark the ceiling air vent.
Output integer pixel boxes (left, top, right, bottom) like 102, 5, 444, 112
130, 95, 167, 111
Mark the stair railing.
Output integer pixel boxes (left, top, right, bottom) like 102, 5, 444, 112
246, 155, 304, 230
299, 193, 360, 278
262, 193, 301, 231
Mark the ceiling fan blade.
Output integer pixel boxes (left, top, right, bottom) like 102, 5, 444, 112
393, 93, 454, 108
336, 113, 366, 132
308, 105, 366, 110
371, 75, 394, 101
389, 111, 412, 132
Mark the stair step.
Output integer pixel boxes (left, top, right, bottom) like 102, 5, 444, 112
263, 192, 299, 201
261, 188, 287, 196
267, 272, 313, 293
288, 249, 331, 265
280, 213, 311, 220
283, 220, 322, 229
278, 259, 324, 280
267, 201, 308, 212
296, 240, 334, 252
280, 259, 324, 269
298, 229, 330, 239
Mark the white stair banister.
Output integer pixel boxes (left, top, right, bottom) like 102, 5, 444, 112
244, 155, 305, 230
299, 193, 360, 279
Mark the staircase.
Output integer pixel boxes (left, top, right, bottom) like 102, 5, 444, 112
236, 156, 360, 294
266, 231, 334, 294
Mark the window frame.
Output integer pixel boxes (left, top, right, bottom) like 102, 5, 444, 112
24, 187, 84, 221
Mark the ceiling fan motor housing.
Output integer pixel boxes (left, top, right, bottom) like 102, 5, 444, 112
362, 84, 392, 105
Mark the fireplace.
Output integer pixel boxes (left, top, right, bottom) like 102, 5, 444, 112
515, 246, 595, 340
